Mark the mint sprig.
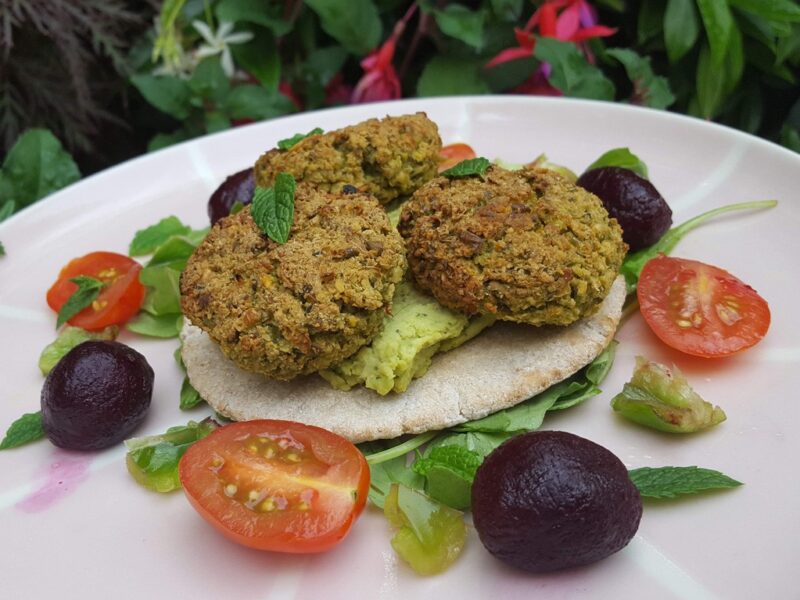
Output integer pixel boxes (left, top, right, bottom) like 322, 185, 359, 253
277, 127, 323, 151
0, 411, 45, 450
441, 157, 491, 180
251, 172, 297, 244
629, 466, 742, 499
56, 276, 106, 328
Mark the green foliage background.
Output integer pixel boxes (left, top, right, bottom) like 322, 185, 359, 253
0, 0, 798, 217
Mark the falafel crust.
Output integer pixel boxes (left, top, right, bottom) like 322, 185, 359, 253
398, 166, 627, 326
180, 184, 406, 380
254, 113, 442, 204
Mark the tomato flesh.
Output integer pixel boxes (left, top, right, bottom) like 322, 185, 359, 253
439, 143, 477, 173
179, 420, 370, 553
46, 251, 145, 330
637, 255, 770, 357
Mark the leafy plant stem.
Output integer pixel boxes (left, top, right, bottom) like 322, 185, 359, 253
365, 431, 438, 465
665, 200, 778, 254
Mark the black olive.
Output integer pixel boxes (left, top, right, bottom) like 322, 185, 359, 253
208, 168, 255, 225
41, 341, 154, 451
577, 166, 672, 252
342, 184, 358, 195
471, 430, 642, 573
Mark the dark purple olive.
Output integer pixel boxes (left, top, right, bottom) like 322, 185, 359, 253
41, 341, 154, 451
471, 431, 642, 573
577, 166, 672, 252
208, 168, 255, 225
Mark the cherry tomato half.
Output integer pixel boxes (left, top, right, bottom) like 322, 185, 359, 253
179, 420, 370, 553
637, 255, 771, 358
438, 143, 477, 173
46, 251, 145, 331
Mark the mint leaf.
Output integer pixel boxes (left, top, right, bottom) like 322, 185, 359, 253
621, 200, 777, 293
629, 466, 742, 498
0, 129, 80, 210
413, 445, 481, 509
180, 376, 204, 410
57, 276, 106, 328
0, 412, 45, 450
39, 325, 118, 375
277, 128, 324, 151
441, 157, 491, 179
606, 48, 676, 110
305, 0, 382, 56
129, 216, 192, 256
534, 37, 615, 100
251, 173, 296, 244
585, 148, 649, 179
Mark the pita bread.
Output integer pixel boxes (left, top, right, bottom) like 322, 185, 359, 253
180, 276, 626, 443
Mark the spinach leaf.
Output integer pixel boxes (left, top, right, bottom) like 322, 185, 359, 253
621, 200, 777, 293
584, 147, 649, 179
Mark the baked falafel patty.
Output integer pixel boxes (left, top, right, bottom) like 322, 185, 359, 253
254, 112, 442, 204
398, 166, 627, 326
181, 184, 407, 380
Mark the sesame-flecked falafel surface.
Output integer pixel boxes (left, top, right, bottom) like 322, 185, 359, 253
181, 184, 406, 380
254, 113, 441, 204
398, 166, 627, 326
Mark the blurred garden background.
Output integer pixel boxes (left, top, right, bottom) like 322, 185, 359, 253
0, 0, 798, 220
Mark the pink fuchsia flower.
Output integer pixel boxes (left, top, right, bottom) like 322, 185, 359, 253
485, 0, 616, 71
351, 4, 417, 104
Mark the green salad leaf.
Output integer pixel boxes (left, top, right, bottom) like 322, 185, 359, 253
0, 241, 5, 257
621, 200, 778, 293
0, 412, 45, 450
277, 127, 323, 150
251, 172, 297, 244
584, 147, 649, 178
56, 276, 106, 328
38, 325, 118, 375
126, 217, 207, 338
441, 157, 491, 180
629, 466, 742, 498
129, 216, 193, 256
179, 377, 203, 410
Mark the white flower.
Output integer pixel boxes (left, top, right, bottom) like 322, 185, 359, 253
192, 20, 254, 78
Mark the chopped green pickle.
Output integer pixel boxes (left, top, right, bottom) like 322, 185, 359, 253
383, 484, 467, 576
125, 418, 218, 492
38, 325, 118, 375
321, 281, 494, 395
611, 356, 726, 433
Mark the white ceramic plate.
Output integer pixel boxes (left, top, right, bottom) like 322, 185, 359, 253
1, 97, 797, 600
